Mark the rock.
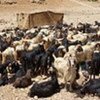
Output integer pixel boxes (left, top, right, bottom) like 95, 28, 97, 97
34, 96, 38, 99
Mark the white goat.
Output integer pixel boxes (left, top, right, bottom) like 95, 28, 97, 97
53, 53, 77, 91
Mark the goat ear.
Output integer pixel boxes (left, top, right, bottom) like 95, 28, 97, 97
40, 42, 43, 45
64, 52, 68, 59
52, 54, 57, 60
63, 48, 67, 53
42, 34, 46, 38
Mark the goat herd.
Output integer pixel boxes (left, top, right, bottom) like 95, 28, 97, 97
0, 21, 100, 98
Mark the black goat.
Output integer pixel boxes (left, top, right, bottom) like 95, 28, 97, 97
0, 61, 11, 85
0, 74, 8, 86
8, 61, 21, 74
38, 51, 54, 75
89, 48, 100, 79
28, 70, 60, 98
21, 44, 45, 72
0, 38, 10, 52
14, 67, 25, 78
95, 21, 100, 26
8, 62, 25, 83
13, 69, 33, 88
80, 79, 100, 96
0, 61, 11, 75
77, 22, 85, 33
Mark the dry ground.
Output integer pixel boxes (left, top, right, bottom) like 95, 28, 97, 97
0, 0, 100, 100
0, 0, 100, 29
0, 76, 100, 100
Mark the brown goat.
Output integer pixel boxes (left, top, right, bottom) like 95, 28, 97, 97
13, 69, 33, 88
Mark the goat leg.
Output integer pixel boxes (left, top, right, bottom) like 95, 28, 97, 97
65, 84, 69, 92
93, 62, 97, 79
69, 84, 73, 92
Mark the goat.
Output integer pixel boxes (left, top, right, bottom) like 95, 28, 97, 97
89, 45, 100, 79
13, 69, 33, 88
20, 44, 45, 72
0, 61, 11, 85
0, 61, 11, 75
28, 70, 60, 98
2, 47, 17, 64
8, 61, 25, 83
0, 74, 8, 86
8, 61, 20, 74
53, 53, 77, 92
80, 79, 100, 96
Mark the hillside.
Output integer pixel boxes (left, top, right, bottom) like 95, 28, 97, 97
0, 0, 100, 29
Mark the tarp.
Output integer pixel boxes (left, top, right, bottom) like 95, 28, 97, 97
17, 11, 64, 29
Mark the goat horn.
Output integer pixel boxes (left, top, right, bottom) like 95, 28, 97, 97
52, 54, 57, 60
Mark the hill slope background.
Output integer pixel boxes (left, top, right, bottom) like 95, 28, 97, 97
0, 0, 100, 29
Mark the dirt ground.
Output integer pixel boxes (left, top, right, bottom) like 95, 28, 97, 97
0, 0, 100, 100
